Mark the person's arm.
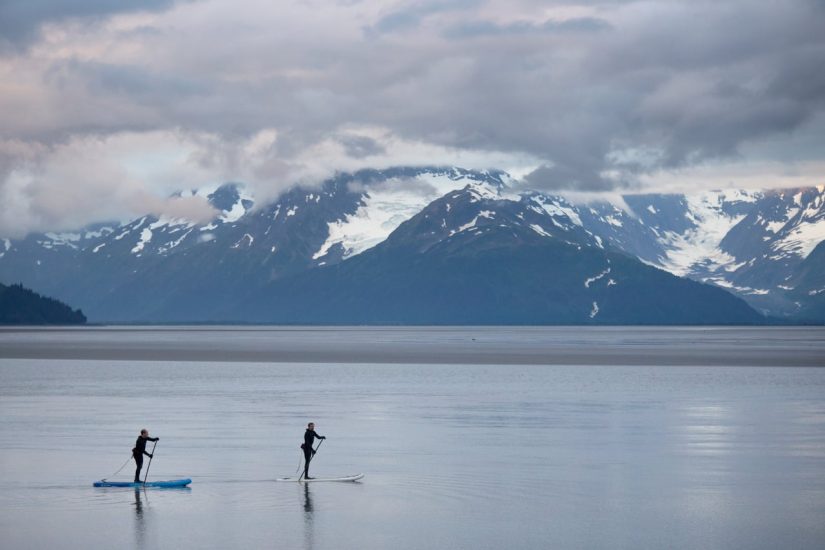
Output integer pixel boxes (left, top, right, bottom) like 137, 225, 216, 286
312, 434, 326, 454
143, 437, 159, 456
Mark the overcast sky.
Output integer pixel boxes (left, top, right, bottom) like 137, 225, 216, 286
1, 0, 824, 237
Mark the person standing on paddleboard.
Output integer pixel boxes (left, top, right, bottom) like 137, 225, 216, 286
301, 422, 326, 479
132, 429, 159, 483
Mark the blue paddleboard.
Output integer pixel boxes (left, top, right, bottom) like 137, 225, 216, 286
93, 478, 192, 488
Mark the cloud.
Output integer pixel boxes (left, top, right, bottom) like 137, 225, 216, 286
337, 133, 387, 159
367, 0, 483, 36
0, 126, 541, 237
142, 193, 215, 222
0, 131, 216, 237
445, 16, 611, 39
0, 0, 178, 50
521, 163, 617, 193
1, 0, 824, 235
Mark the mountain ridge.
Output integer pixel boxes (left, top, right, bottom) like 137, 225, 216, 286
228, 185, 763, 325
0, 166, 821, 323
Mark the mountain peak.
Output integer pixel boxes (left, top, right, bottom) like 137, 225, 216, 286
206, 183, 254, 216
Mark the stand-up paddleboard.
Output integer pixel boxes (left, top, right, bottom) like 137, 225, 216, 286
276, 474, 364, 483
93, 478, 192, 488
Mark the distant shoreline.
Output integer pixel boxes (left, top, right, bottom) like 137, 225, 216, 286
1, 326, 823, 367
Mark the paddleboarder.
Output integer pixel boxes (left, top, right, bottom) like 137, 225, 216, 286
132, 429, 159, 483
301, 422, 326, 479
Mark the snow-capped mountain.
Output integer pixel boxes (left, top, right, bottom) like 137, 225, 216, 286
0, 167, 513, 321
232, 183, 761, 325
712, 188, 825, 313
0, 166, 821, 323
572, 187, 825, 317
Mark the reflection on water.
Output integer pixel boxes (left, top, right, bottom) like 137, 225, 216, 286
133, 488, 146, 548
0, 327, 824, 549
679, 404, 736, 456
303, 484, 314, 550
303, 484, 313, 514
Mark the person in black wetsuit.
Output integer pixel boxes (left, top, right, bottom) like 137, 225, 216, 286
301, 422, 326, 479
132, 429, 159, 483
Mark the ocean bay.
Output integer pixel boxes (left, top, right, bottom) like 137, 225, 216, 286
1, 327, 824, 549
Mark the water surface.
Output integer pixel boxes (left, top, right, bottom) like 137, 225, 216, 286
1, 327, 824, 549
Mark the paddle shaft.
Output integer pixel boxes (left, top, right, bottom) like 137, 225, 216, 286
300, 439, 324, 480
143, 440, 158, 484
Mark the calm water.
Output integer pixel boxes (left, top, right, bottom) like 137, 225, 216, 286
1, 327, 824, 549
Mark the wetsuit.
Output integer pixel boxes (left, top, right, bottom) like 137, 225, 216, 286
301, 429, 325, 479
132, 436, 159, 483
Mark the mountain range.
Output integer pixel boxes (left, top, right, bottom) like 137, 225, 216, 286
0, 167, 822, 324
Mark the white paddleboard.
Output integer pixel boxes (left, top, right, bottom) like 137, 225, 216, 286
276, 473, 364, 482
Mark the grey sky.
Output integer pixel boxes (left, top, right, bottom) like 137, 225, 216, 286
0, 0, 177, 49
0, 0, 824, 236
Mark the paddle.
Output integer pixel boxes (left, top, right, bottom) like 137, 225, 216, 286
142, 440, 158, 484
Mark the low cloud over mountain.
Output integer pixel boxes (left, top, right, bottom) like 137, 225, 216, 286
1, 1, 824, 237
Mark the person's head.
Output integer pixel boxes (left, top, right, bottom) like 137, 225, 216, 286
140, 429, 149, 437
307, 422, 315, 430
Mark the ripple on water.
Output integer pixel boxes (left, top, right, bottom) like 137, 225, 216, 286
385, 468, 556, 508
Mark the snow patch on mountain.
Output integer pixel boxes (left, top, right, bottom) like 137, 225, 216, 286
765, 218, 790, 233
452, 211, 495, 235
705, 277, 770, 296
223, 189, 254, 222
232, 233, 254, 249
313, 172, 503, 260
178, 184, 253, 224
530, 196, 582, 226
131, 228, 153, 254
43, 232, 82, 248
769, 191, 825, 258
115, 218, 146, 241
222, 201, 247, 223
126, 217, 198, 255
530, 224, 552, 237
83, 227, 115, 239
657, 191, 755, 276
779, 221, 825, 258
157, 228, 194, 254
590, 301, 599, 318
585, 267, 611, 288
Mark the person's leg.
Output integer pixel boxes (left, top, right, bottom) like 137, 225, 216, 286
134, 455, 143, 483
303, 449, 312, 478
